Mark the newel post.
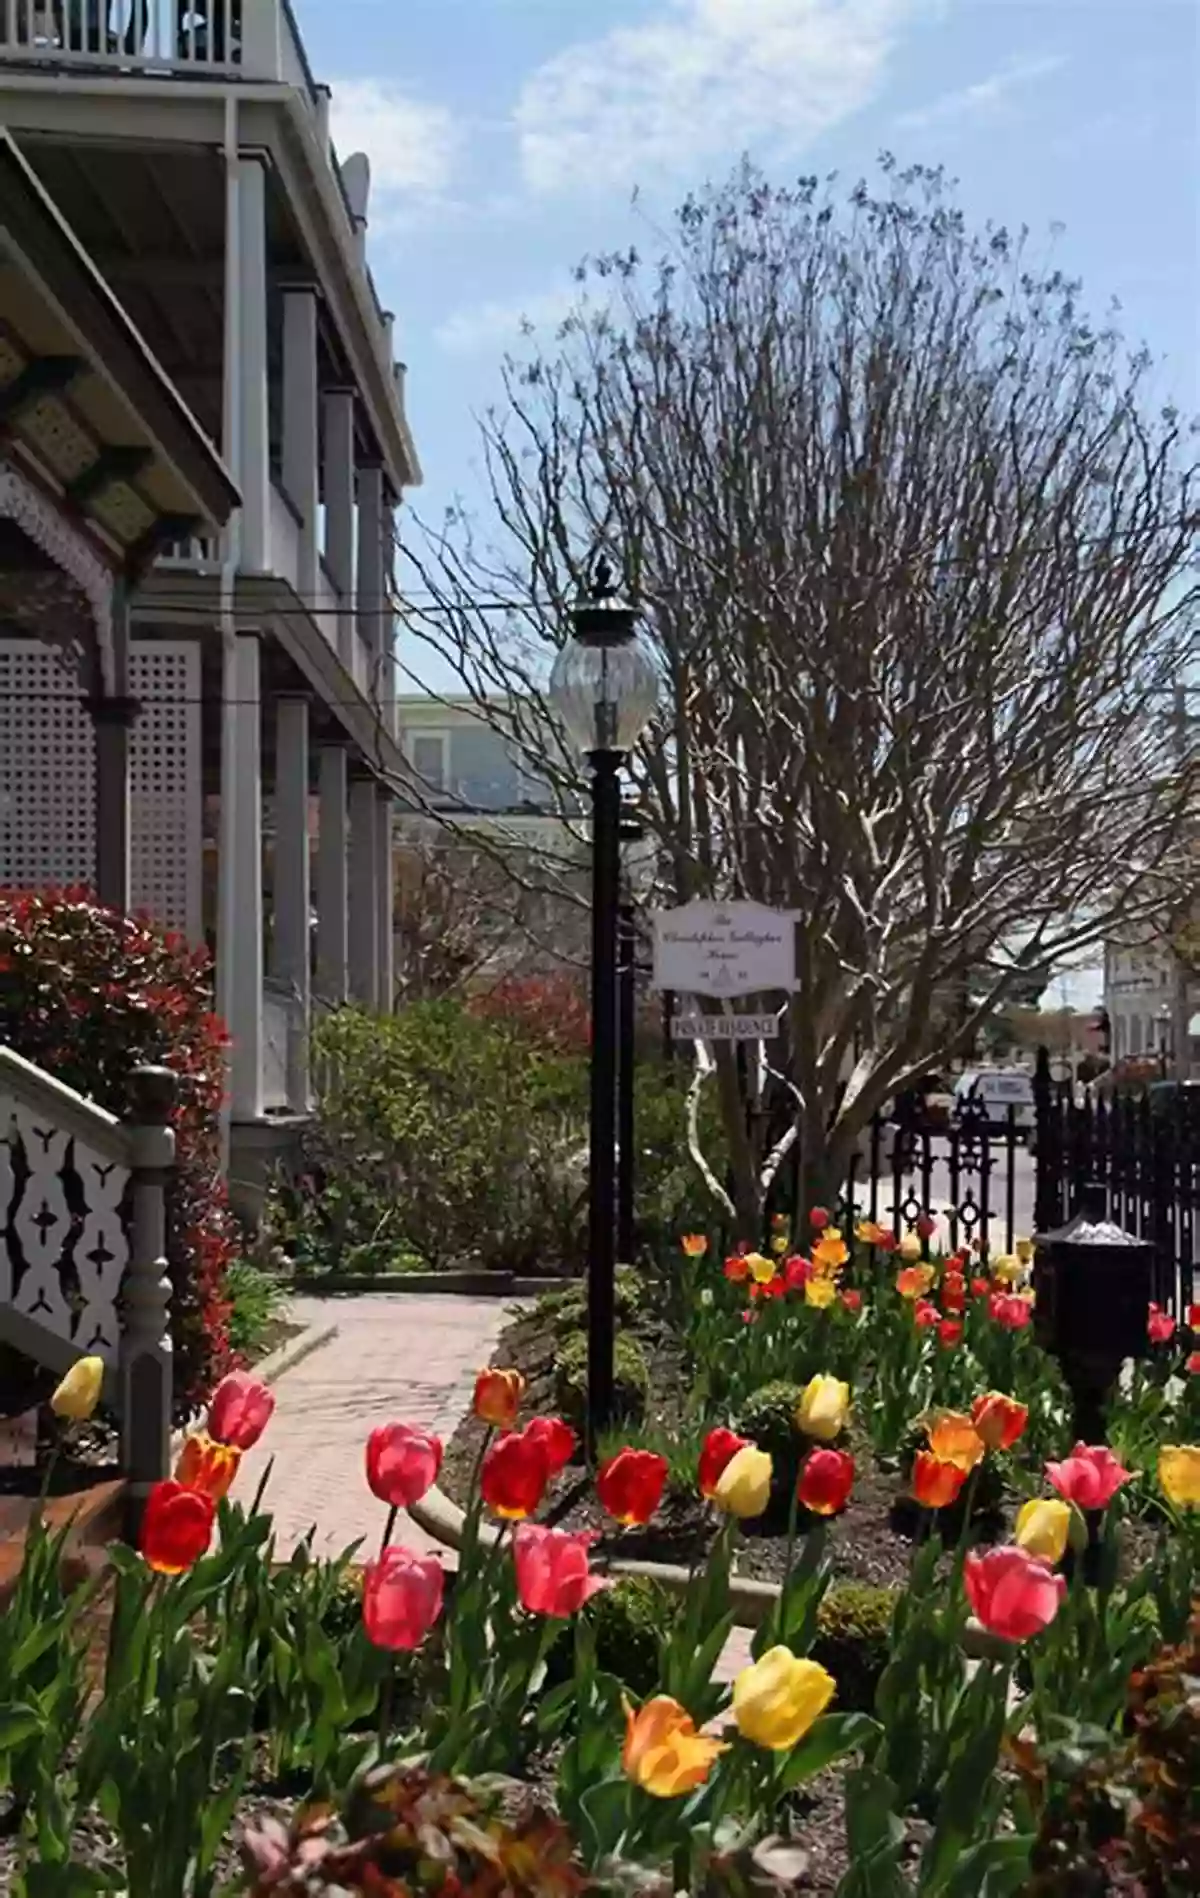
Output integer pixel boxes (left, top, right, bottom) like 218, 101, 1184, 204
121, 1065, 177, 1542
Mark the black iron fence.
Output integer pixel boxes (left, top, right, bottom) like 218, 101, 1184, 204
830, 1098, 1032, 1262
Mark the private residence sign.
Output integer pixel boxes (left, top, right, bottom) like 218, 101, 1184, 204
650, 900, 796, 996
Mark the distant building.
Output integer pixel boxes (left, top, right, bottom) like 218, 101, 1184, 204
1103, 932, 1198, 1076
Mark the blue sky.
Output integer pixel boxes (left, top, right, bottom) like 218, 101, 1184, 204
297, 0, 1197, 1006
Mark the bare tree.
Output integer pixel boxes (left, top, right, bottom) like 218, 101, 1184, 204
399, 159, 1200, 1227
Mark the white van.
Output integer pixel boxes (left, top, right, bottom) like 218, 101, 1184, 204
953, 1069, 1035, 1138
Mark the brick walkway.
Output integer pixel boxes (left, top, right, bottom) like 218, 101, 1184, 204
239, 1293, 513, 1562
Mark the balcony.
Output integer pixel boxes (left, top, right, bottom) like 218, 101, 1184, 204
0, 1, 311, 86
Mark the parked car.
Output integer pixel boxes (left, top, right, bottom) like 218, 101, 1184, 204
887, 1073, 954, 1131
953, 1068, 1036, 1138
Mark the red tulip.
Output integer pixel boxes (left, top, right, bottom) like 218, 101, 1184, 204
971, 1276, 990, 1298
784, 1254, 812, 1292
1186, 1351, 1200, 1375
207, 1372, 275, 1450
596, 1448, 668, 1526
512, 1522, 606, 1616
1147, 1303, 1176, 1346
523, 1415, 576, 1476
480, 1424, 551, 1519
938, 1318, 963, 1349
913, 1299, 939, 1329
809, 1205, 831, 1230
724, 1253, 750, 1282
964, 1546, 1066, 1643
366, 1423, 444, 1509
971, 1393, 1029, 1452
362, 1545, 444, 1650
698, 1426, 750, 1500
941, 1272, 966, 1315
1045, 1443, 1131, 1511
140, 1479, 216, 1575
797, 1448, 854, 1517
840, 1288, 863, 1314
989, 1292, 1033, 1330
916, 1214, 937, 1240
1188, 1303, 1200, 1330
876, 1229, 897, 1253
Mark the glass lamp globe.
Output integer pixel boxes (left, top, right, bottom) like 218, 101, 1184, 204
548, 625, 659, 756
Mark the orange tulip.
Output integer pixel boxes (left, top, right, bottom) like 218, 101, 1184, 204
473, 1367, 526, 1429
680, 1234, 709, 1258
174, 1430, 241, 1502
912, 1452, 968, 1510
925, 1412, 985, 1472
896, 1264, 936, 1299
622, 1695, 726, 1797
971, 1392, 1029, 1453
812, 1229, 849, 1273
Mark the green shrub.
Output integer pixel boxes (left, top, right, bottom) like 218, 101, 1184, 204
546, 1577, 677, 1698
810, 1583, 899, 1714
733, 1381, 807, 1515
554, 1329, 649, 1431
224, 1258, 287, 1360
288, 1002, 589, 1276
540, 1268, 644, 1336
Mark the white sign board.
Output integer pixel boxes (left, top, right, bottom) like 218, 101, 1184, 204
650, 900, 796, 996
671, 1014, 780, 1041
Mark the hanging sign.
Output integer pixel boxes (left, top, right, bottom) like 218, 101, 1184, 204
650, 900, 796, 996
671, 1012, 780, 1041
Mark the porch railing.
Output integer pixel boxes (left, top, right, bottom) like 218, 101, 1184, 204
0, 0, 306, 84
0, 1046, 176, 1513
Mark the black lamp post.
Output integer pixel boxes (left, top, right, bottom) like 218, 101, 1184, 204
1156, 1001, 1172, 1080
1032, 1183, 1156, 1443
549, 563, 658, 1451
616, 808, 644, 1267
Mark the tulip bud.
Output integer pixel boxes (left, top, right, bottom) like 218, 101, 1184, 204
50, 1355, 105, 1423
732, 1647, 836, 1750
795, 1374, 851, 1442
712, 1445, 772, 1519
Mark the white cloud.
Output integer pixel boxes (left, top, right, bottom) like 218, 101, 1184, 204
514, 0, 922, 196
434, 286, 593, 357
328, 79, 460, 219
894, 53, 1065, 132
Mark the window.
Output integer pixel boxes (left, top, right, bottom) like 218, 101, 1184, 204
410, 732, 449, 793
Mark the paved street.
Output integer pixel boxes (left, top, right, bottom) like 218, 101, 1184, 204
238, 1293, 514, 1561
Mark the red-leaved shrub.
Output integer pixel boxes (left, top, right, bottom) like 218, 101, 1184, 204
467, 972, 590, 1055
0, 888, 236, 1408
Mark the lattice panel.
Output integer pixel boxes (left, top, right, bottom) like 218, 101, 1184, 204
0, 639, 202, 939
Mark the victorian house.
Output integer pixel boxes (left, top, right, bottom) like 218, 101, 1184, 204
0, 3, 419, 1209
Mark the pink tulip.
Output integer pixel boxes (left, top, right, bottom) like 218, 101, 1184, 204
1147, 1303, 1176, 1346
512, 1522, 606, 1617
365, 1422, 443, 1509
362, 1546, 444, 1650
207, 1372, 275, 1450
964, 1546, 1066, 1643
1045, 1443, 1131, 1511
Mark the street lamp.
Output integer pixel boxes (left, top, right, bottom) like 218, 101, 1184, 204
1157, 1001, 1172, 1080
549, 561, 658, 1449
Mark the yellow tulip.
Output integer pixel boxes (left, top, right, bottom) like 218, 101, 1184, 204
856, 1219, 888, 1245
732, 1646, 836, 1750
746, 1252, 776, 1285
622, 1695, 726, 1797
1015, 1497, 1072, 1566
1158, 1445, 1200, 1511
898, 1232, 922, 1262
796, 1374, 851, 1442
712, 1445, 773, 1519
992, 1254, 1023, 1285
50, 1355, 105, 1423
804, 1275, 837, 1310
1015, 1238, 1034, 1265
771, 1234, 789, 1256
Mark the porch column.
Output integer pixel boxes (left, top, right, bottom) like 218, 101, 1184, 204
356, 461, 384, 699
88, 695, 139, 913
322, 389, 356, 670
348, 774, 379, 1006
237, 154, 270, 572
375, 784, 394, 1012
282, 286, 320, 602
316, 742, 349, 1003
271, 695, 311, 1109
218, 632, 264, 1120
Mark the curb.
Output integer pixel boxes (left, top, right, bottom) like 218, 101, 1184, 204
255, 1319, 339, 1386
408, 1483, 1009, 1663
288, 1273, 575, 1298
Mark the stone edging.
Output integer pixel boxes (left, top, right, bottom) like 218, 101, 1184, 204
408, 1483, 1008, 1662
288, 1273, 575, 1298
254, 1318, 339, 1386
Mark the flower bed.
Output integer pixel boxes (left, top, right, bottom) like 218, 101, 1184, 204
3, 1279, 1197, 1897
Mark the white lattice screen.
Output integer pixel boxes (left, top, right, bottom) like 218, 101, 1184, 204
0, 638, 203, 939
